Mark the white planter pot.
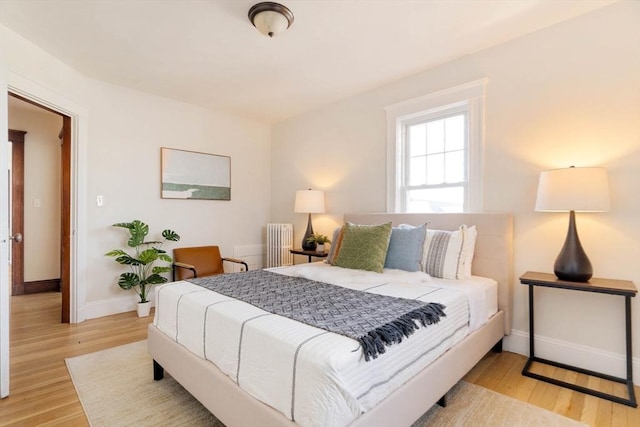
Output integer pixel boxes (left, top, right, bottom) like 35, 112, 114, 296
137, 302, 151, 318
316, 244, 325, 253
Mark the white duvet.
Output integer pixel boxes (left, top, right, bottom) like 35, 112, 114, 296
153, 263, 497, 427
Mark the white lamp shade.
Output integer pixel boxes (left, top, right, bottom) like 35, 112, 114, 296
535, 167, 610, 212
294, 190, 325, 214
252, 10, 290, 37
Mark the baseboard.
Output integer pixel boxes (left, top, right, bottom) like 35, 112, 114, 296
504, 329, 640, 386
80, 293, 156, 320
24, 278, 61, 294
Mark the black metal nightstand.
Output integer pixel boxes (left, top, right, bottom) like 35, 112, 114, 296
520, 271, 637, 407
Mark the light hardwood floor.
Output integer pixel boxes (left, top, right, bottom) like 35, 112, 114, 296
0, 292, 638, 426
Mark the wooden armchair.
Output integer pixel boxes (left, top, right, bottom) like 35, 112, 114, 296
172, 246, 248, 281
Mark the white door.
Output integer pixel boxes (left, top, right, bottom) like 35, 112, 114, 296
1, 86, 10, 397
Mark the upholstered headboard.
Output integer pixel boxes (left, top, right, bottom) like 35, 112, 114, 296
344, 213, 513, 334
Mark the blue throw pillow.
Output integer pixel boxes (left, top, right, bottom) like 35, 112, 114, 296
384, 223, 427, 272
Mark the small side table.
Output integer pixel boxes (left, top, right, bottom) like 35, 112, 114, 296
290, 249, 328, 263
520, 271, 637, 407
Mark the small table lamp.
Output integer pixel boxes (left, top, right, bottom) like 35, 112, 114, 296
294, 189, 325, 251
535, 166, 610, 282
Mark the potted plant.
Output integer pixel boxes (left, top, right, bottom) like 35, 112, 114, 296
306, 233, 331, 253
105, 220, 180, 317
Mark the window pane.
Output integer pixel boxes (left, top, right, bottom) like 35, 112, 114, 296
409, 156, 426, 185
445, 150, 464, 183
406, 187, 464, 213
445, 115, 465, 151
426, 120, 444, 154
426, 153, 444, 185
393, 80, 484, 214
409, 124, 426, 156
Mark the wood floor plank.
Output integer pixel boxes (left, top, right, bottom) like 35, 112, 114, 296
1, 292, 639, 426
0, 292, 154, 427
553, 369, 579, 419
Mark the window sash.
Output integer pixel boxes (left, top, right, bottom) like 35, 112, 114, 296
401, 108, 469, 213
403, 110, 468, 187
385, 79, 486, 213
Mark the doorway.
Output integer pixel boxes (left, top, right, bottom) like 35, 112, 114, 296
7, 94, 71, 323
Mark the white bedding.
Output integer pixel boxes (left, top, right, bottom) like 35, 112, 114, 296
153, 263, 497, 427
277, 263, 497, 332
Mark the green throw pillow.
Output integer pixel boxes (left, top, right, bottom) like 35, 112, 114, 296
332, 222, 392, 273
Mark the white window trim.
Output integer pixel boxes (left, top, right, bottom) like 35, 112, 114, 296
385, 79, 487, 213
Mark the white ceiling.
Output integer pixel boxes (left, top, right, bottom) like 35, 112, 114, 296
0, 0, 616, 124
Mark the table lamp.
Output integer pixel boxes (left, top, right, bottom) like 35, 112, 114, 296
294, 189, 325, 251
535, 166, 610, 282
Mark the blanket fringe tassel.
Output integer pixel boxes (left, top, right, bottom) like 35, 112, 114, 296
357, 302, 446, 361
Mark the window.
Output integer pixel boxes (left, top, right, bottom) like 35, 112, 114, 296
385, 79, 486, 213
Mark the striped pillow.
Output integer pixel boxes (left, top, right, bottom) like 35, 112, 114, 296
422, 225, 468, 279
325, 226, 344, 264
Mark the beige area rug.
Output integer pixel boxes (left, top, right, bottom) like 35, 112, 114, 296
66, 341, 587, 427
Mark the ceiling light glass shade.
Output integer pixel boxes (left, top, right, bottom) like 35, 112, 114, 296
535, 167, 610, 212
294, 190, 325, 214
248, 2, 294, 38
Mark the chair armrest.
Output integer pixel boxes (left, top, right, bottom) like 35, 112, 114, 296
173, 262, 197, 281
222, 257, 249, 271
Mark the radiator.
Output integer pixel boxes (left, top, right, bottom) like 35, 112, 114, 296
266, 223, 293, 268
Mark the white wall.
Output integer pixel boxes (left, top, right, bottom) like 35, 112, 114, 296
8, 104, 62, 283
271, 2, 640, 382
1, 25, 271, 318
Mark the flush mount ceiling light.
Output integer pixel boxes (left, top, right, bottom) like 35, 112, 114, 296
248, 2, 294, 38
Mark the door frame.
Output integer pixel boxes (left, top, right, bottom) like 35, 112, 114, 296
9, 98, 70, 319
1, 72, 88, 396
6, 74, 87, 324
8, 129, 25, 295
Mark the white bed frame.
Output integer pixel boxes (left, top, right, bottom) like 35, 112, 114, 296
148, 212, 513, 427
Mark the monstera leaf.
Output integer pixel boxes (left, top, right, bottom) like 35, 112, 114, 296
118, 272, 140, 290
138, 248, 160, 265
162, 229, 180, 242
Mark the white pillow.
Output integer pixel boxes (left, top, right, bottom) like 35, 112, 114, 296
422, 225, 472, 280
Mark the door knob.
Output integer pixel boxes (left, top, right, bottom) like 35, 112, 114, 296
10, 233, 23, 243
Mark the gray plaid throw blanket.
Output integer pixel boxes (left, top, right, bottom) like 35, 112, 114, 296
188, 269, 446, 361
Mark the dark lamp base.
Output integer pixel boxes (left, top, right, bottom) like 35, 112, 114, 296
554, 211, 593, 282
554, 270, 592, 283
301, 213, 317, 251
302, 241, 317, 251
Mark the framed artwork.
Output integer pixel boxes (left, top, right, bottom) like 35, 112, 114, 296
161, 147, 231, 200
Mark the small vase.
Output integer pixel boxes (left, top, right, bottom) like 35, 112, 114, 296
316, 244, 325, 253
137, 301, 151, 317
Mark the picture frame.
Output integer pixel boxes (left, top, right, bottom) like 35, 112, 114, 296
161, 147, 231, 200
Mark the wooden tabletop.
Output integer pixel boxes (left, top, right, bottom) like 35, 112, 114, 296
520, 271, 637, 297
290, 249, 328, 257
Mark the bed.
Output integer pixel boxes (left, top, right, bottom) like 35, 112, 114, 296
148, 212, 513, 427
